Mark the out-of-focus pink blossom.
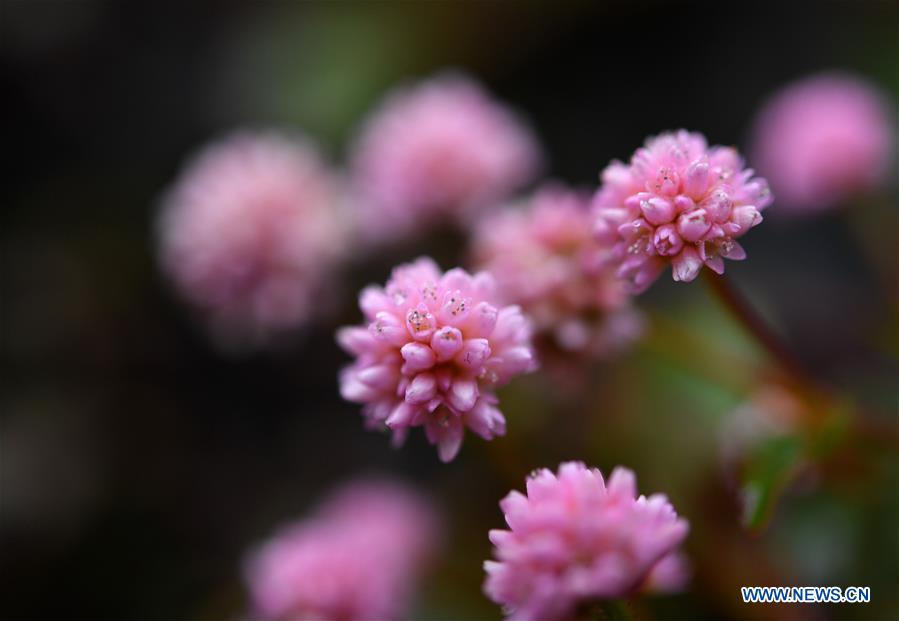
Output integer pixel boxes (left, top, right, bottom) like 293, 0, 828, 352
337, 257, 537, 462
484, 462, 689, 621
471, 185, 643, 360
158, 131, 346, 347
720, 382, 805, 466
350, 74, 542, 243
593, 130, 773, 293
245, 479, 437, 621
751, 73, 894, 212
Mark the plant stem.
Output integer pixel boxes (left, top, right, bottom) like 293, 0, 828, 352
702, 271, 814, 390
703, 273, 899, 472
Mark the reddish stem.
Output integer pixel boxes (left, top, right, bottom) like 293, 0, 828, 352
703, 271, 814, 390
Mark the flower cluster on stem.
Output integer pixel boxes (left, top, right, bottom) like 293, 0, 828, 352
338, 258, 537, 461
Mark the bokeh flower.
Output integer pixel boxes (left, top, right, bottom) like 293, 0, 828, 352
245, 479, 436, 621
751, 73, 894, 212
337, 257, 537, 462
484, 462, 689, 621
471, 185, 643, 360
593, 130, 773, 293
720, 382, 805, 466
158, 131, 346, 347
350, 73, 542, 244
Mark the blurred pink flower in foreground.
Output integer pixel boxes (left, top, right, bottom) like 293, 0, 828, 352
350, 73, 542, 244
751, 73, 894, 213
471, 185, 643, 360
245, 479, 436, 621
593, 130, 773, 293
337, 257, 537, 462
484, 462, 689, 621
158, 131, 346, 347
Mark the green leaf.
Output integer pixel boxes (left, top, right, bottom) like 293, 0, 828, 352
592, 599, 637, 621
741, 435, 803, 533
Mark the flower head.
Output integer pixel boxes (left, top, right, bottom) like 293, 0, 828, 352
484, 462, 689, 621
751, 72, 894, 212
350, 73, 542, 243
337, 257, 537, 462
593, 130, 773, 293
158, 131, 346, 346
471, 185, 643, 359
245, 479, 436, 621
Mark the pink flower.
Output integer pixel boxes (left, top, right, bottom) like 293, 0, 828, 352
593, 130, 773, 293
245, 479, 437, 621
484, 462, 689, 621
471, 185, 643, 359
158, 131, 346, 347
751, 73, 894, 212
720, 382, 805, 466
337, 257, 537, 462
350, 73, 542, 243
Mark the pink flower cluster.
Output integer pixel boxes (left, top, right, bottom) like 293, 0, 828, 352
593, 130, 773, 293
752, 73, 894, 212
245, 479, 436, 621
350, 74, 542, 243
337, 258, 537, 462
158, 132, 346, 346
471, 185, 643, 358
484, 462, 689, 621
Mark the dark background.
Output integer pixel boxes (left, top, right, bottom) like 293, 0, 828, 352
3, 2, 897, 620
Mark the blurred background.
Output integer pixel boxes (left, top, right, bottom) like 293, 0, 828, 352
2, 1, 898, 620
